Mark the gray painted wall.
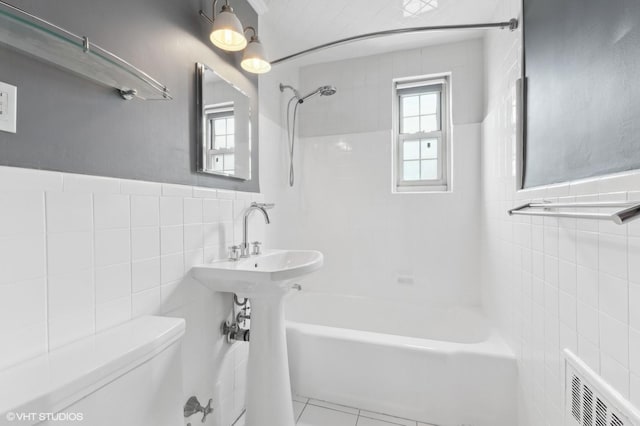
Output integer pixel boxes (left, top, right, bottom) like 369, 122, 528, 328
0, 0, 260, 192
523, 0, 640, 188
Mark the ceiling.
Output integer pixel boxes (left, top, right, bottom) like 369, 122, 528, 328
257, 0, 508, 67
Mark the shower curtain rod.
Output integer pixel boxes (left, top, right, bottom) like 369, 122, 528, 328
271, 18, 519, 65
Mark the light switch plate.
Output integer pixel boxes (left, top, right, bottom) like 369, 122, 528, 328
0, 81, 17, 133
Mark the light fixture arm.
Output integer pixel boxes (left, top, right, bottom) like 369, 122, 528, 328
272, 18, 519, 65
244, 26, 258, 40
199, 0, 231, 25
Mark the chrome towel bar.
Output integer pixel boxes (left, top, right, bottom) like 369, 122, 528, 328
508, 201, 640, 225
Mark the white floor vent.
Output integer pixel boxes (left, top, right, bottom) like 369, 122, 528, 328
564, 350, 640, 426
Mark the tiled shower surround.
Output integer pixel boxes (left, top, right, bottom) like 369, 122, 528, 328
0, 165, 263, 425
482, 0, 640, 424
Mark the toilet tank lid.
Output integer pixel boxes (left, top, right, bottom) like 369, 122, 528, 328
0, 316, 185, 420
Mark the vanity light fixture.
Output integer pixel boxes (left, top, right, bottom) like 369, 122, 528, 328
199, 1, 272, 74
241, 27, 271, 74
209, 0, 247, 52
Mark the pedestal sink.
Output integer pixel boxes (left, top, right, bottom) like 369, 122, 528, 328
191, 249, 323, 426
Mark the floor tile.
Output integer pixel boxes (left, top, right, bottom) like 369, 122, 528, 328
293, 394, 309, 403
293, 401, 307, 422
297, 404, 358, 426
307, 399, 359, 415
358, 410, 417, 426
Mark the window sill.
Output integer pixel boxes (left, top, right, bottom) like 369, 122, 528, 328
393, 185, 450, 194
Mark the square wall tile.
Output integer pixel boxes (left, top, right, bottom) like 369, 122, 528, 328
184, 224, 204, 252
203, 199, 220, 223
0, 192, 45, 237
599, 233, 628, 280
46, 192, 92, 233
559, 260, 577, 296
0, 234, 46, 285
160, 226, 184, 255
629, 237, 640, 284
47, 231, 92, 276
184, 198, 203, 224
598, 272, 628, 324
576, 231, 598, 270
48, 308, 94, 350
184, 249, 204, 270
631, 283, 640, 332
578, 334, 600, 373
96, 296, 131, 332
94, 194, 130, 230
576, 266, 598, 308
132, 258, 161, 293
219, 200, 234, 222
600, 354, 630, 398
160, 197, 183, 226
132, 287, 161, 317
0, 278, 46, 334
599, 313, 629, 368
161, 254, 184, 284
0, 323, 47, 371
131, 196, 159, 228
95, 229, 131, 268
558, 228, 577, 263
95, 263, 131, 304
48, 269, 94, 321
131, 227, 160, 261
630, 328, 640, 375
577, 301, 599, 344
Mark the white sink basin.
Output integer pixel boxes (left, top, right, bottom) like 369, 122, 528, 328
190, 249, 324, 426
191, 249, 323, 296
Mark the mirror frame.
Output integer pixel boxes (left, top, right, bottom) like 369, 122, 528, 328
196, 62, 252, 181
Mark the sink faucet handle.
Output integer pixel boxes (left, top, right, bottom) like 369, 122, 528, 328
251, 241, 262, 255
201, 399, 213, 422
252, 202, 275, 209
228, 245, 241, 261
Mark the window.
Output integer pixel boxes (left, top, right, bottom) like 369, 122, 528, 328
393, 76, 450, 192
205, 103, 235, 175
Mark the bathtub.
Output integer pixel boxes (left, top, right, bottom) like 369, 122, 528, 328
285, 293, 517, 426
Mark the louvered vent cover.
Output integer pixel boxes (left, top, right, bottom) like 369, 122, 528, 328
564, 350, 640, 426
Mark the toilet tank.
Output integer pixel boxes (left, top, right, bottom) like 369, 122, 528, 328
0, 316, 186, 426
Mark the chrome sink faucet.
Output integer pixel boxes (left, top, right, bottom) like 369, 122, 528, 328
241, 202, 274, 257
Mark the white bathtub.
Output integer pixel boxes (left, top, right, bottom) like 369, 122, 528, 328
285, 293, 517, 426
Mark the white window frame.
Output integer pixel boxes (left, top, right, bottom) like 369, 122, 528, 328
204, 103, 235, 174
392, 75, 452, 193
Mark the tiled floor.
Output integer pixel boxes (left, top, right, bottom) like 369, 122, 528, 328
235, 396, 437, 426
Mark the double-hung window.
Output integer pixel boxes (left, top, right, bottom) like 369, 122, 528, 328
205, 103, 235, 175
394, 76, 450, 192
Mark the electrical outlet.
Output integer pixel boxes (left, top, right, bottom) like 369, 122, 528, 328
0, 81, 17, 133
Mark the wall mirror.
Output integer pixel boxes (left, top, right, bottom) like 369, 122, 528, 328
197, 63, 252, 180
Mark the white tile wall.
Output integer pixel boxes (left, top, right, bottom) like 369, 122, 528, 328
482, 0, 640, 423
0, 165, 267, 425
260, 39, 485, 307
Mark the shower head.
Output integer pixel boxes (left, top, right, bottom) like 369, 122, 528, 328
319, 85, 337, 96
298, 85, 337, 103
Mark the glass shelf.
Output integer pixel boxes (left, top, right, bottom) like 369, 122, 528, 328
0, 0, 172, 100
